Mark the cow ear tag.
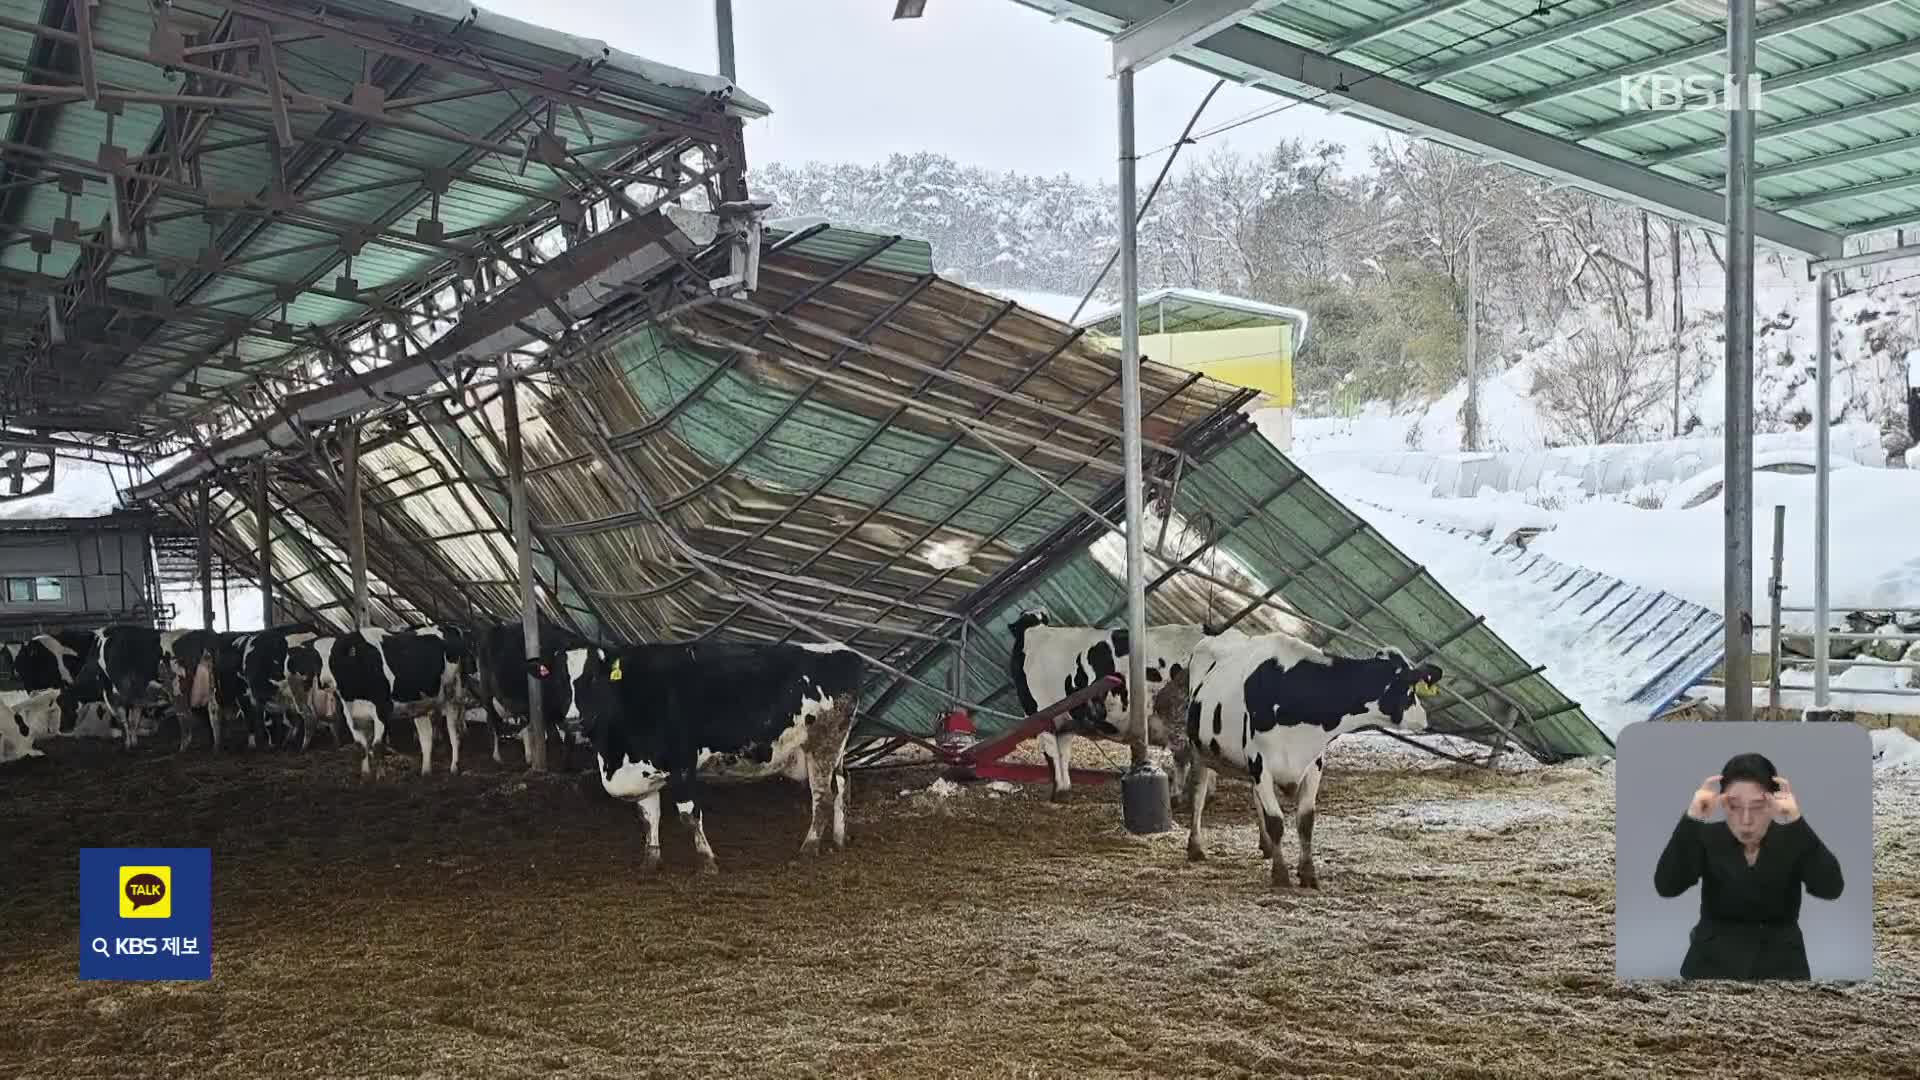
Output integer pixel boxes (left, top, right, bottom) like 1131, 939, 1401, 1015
1414, 681, 1439, 699
609, 659, 623, 682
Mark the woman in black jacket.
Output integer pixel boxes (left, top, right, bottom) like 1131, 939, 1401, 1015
1653, 751, 1846, 980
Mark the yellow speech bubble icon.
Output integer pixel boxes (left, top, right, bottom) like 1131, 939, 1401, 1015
119, 865, 172, 919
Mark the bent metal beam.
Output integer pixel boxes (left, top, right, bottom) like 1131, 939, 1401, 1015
126, 210, 694, 502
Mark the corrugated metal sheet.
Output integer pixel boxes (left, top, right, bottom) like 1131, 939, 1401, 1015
0, 0, 763, 441
1020, 0, 1920, 244
874, 427, 1614, 762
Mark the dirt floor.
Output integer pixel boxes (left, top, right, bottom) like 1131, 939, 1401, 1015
3, 733, 1918, 1080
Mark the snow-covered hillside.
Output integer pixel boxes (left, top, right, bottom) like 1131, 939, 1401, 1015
1297, 252, 1917, 457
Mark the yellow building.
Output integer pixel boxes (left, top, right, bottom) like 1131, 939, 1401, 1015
1076, 288, 1308, 450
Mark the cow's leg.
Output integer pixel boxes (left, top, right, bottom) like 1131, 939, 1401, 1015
832, 761, 850, 850
1039, 729, 1074, 802
801, 695, 856, 856
208, 704, 226, 754
1185, 763, 1216, 862
639, 791, 663, 872
1295, 756, 1325, 889
413, 711, 436, 777
1252, 772, 1290, 888
123, 705, 142, 749
443, 700, 463, 776
349, 701, 381, 778
671, 771, 718, 875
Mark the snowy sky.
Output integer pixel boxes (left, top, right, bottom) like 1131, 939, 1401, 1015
478, 0, 1386, 180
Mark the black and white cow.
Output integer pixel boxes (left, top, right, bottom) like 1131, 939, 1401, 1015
290, 625, 472, 776
1007, 609, 1239, 803
0, 630, 110, 737
231, 625, 324, 749
585, 641, 863, 874
1183, 631, 1444, 888
476, 619, 600, 769
164, 629, 232, 751
0, 688, 65, 763
83, 625, 188, 749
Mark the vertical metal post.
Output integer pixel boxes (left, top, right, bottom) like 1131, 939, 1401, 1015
344, 425, 369, 629
197, 480, 215, 630
502, 365, 547, 772
1723, 0, 1757, 723
1671, 218, 1683, 438
1118, 66, 1150, 779
1464, 230, 1478, 452
715, 0, 736, 82
256, 457, 273, 627
220, 555, 232, 632
1813, 270, 1833, 717
1768, 503, 1785, 717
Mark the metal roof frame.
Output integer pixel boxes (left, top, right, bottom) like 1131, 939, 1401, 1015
0, 0, 764, 445
1013, 0, 1920, 263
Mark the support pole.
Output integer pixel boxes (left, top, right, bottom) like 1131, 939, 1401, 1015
198, 480, 215, 631
1116, 65, 1168, 836
502, 365, 547, 772
1813, 270, 1833, 718
344, 425, 369, 629
1464, 229, 1479, 452
1768, 503, 1785, 717
256, 457, 273, 627
715, 0, 736, 82
1671, 218, 1683, 438
1723, 0, 1757, 723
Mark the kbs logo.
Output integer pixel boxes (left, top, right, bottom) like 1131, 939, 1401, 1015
1618, 74, 1765, 113
118, 865, 171, 918
81, 848, 211, 981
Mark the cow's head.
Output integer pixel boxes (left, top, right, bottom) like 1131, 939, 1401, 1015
1008, 608, 1052, 638
1372, 649, 1444, 732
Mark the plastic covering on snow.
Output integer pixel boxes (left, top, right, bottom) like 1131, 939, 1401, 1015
1311, 481, 1662, 736
1292, 416, 1884, 501
0, 458, 126, 520
1534, 468, 1920, 631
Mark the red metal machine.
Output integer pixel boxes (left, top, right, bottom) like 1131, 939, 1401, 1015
923, 673, 1124, 786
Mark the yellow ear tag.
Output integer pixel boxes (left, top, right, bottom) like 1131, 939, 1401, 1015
1414, 681, 1439, 699
609, 659, 623, 682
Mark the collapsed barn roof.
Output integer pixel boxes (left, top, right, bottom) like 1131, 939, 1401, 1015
0, 0, 1612, 763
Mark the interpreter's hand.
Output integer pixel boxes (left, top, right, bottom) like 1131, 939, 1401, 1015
1687, 775, 1722, 821
1771, 775, 1801, 823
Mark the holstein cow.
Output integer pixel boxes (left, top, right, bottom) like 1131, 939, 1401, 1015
0, 688, 64, 763
586, 641, 863, 874
0, 630, 111, 737
1007, 609, 1237, 803
1183, 631, 1444, 888
165, 629, 235, 751
476, 619, 600, 769
291, 625, 472, 776
86, 625, 187, 749
232, 625, 324, 749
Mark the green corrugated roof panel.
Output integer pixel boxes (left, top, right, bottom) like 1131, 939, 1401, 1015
605, 326, 1098, 548
1021, 0, 1920, 249
866, 426, 1614, 764
763, 224, 936, 277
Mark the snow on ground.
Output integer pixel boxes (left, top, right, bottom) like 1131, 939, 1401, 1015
1875, 729, 1920, 771
0, 458, 126, 520
1533, 467, 1920, 629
